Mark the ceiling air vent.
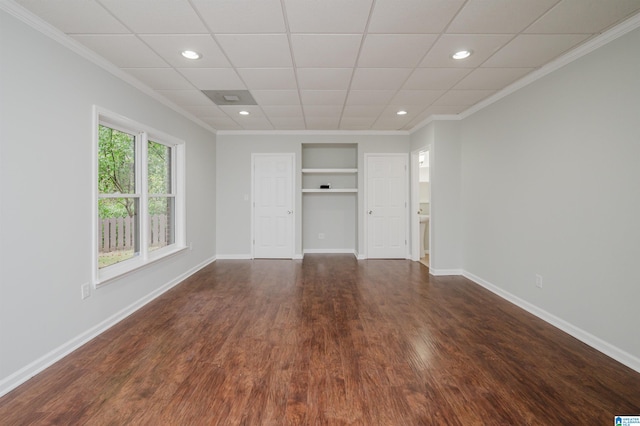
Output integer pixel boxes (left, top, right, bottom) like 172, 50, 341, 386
202, 90, 257, 106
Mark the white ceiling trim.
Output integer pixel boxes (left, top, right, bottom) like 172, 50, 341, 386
458, 10, 640, 122
0, 0, 218, 135
216, 129, 409, 136
409, 10, 640, 134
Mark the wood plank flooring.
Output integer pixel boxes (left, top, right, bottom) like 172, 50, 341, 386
1, 255, 639, 424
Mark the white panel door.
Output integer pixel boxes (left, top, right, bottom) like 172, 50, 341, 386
253, 154, 294, 258
366, 154, 407, 259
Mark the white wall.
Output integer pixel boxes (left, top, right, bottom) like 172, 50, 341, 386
0, 10, 217, 392
459, 27, 640, 366
216, 133, 409, 257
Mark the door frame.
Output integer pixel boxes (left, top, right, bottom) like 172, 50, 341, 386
363, 153, 410, 259
251, 153, 296, 259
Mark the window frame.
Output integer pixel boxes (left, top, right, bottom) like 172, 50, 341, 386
92, 106, 186, 287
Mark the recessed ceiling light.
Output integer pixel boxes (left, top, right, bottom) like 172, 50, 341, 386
452, 50, 472, 60
239, 111, 250, 116
181, 50, 201, 60
396, 110, 408, 116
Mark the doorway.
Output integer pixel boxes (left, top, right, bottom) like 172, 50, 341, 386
252, 153, 295, 259
411, 147, 430, 267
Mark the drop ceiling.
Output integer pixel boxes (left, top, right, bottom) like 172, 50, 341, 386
14, 0, 640, 132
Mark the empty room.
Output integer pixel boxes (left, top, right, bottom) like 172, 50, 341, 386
1, 0, 640, 424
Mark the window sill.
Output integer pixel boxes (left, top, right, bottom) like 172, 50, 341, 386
95, 245, 188, 288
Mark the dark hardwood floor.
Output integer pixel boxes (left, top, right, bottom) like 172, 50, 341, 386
1, 255, 639, 425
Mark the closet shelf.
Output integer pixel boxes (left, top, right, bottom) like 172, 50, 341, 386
302, 188, 358, 193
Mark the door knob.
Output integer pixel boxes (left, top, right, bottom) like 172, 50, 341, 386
287, 210, 293, 214
368, 210, 373, 215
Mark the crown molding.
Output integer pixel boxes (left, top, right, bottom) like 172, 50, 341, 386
0, 0, 217, 135
410, 11, 640, 131
408, 114, 460, 134
459, 12, 640, 121
216, 129, 410, 136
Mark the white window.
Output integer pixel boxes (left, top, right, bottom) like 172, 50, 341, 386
93, 107, 185, 286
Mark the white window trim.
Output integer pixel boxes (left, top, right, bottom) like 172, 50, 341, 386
92, 106, 186, 287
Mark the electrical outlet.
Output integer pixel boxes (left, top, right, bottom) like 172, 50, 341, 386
81, 283, 91, 300
535, 274, 543, 289
318, 233, 325, 240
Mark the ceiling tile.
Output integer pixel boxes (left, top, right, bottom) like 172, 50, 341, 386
216, 34, 292, 68
237, 117, 275, 130
237, 68, 297, 90
21, 0, 638, 132
218, 105, 265, 116
300, 90, 348, 105
16, 0, 129, 33
342, 105, 386, 117
291, 35, 362, 68
419, 35, 513, 68
447, 0, 560, 34
379, 105, 426, 120
403, 68, 471, 90
179, 68, 245, 90
123, 68, 194, 90
390, 90, 445, 106
72, 35, 167, 67
191, 0, 286, 33
350, 68, 413, 90
453, 68, 533, 90
372, 117, 412, 131
268, 117, 307, 129
183, 105, 228, 117
140, 35, 230, 68
203, 116, 242, 130
296, 68, 353, 90
303, 105, 344, 117
368, 0, 465, 33
345, 90, 397, 105
262, 105, 304, 117
482, 34, 590, 68
358, 34, 438, 68
284, 0, 373, 33
305, 117, 340, 130
157, 90, 215, 106
340, 117, 378, 130
99, 0, 208, 34
433, 90, 496, 106
525, 0, 640, 34
250, 90, 300, 105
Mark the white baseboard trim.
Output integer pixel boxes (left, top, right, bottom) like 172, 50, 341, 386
0, 255, 216, 398
462, 270, 640, 374
429, 268, 463, 276
293, 254, 303, 260
356, 253, 366, 260
216, 254, 252, 260
302, 249, 357, 255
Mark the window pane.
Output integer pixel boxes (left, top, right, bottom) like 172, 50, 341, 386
98, 125, 136, 195
148, 196, 175, 252
148, 141, 172, 195
98, 197, 139, 268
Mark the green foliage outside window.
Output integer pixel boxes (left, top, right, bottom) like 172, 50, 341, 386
98, 125, 135, 218
98, 126, 172, 218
